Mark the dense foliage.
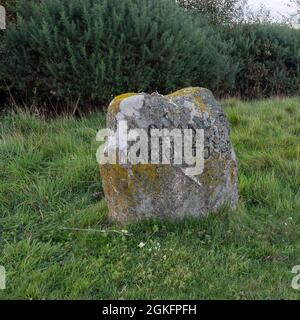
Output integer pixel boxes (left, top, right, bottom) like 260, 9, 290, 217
0, 0, 235, 111
225, 24, 300, 98
0, 0, 299, 112
177, 0, 245, 25
0, 0, 17, 25
0, 0, 17, 105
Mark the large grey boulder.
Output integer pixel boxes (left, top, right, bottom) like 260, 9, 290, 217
100, 87, 238, 223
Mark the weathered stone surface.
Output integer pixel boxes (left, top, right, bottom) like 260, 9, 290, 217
100, 87, 238, 223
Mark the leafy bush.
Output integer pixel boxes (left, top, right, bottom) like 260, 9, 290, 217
0, 0, 19, 107
0, 0, 235, 111
2, 0, 297, 111
223, 24, 300, 98
0, 0, 17, 25
177, 0, 245, 25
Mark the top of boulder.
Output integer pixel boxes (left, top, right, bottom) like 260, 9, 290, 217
108, 92, 138, 118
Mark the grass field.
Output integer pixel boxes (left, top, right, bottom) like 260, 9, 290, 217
0, 97, 299, 299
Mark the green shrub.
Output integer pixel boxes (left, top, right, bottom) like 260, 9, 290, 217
177, 0, 244, 26
0, 0, 21, 107
0, 0, 17, 25
0, 0, 235, 111
224, 24, 300, 98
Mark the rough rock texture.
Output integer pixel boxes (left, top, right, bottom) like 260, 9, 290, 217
101, 87, 238, 223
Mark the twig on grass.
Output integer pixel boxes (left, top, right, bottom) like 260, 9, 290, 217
60, 227, 132, 236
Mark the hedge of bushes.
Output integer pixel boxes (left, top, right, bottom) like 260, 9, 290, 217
224, 23, 300, 99
0, 0, 236, 110
0, 0, 299, 112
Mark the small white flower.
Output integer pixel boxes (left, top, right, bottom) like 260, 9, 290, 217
138, 242, 146, 248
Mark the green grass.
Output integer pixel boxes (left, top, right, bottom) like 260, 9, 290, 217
0, 97, 299, 300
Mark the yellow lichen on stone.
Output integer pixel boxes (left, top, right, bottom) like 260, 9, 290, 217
100, 163, 133, 221
101, 162, 173, 222
108, 92, 137, 118
102, 163, 172, 199
166, 87, 212, 115
166, 87, 204, 98
194, 96, 209, 113
131, 164, 172, 187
